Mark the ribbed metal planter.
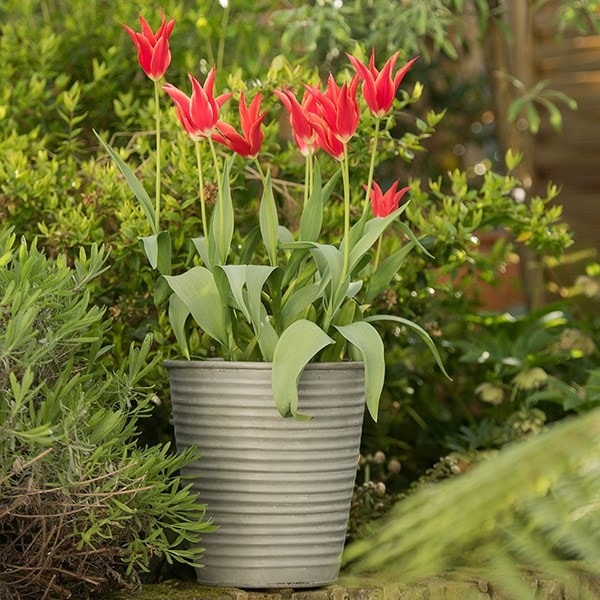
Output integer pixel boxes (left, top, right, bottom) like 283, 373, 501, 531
164, 360, 365, 589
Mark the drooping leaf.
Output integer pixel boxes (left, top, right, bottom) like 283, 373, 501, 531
271, 319, 334, 418
367, 314, 451, 380
335, 321, 385, 421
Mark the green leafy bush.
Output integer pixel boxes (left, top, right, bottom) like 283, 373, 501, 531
0, 229, 213, 599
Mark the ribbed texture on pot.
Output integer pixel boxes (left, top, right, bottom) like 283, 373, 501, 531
164, 360, 365, 589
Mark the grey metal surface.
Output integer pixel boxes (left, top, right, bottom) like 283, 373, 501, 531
164, 360, 365, 589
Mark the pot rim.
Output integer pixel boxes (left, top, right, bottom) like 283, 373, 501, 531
163, 359, 364, 371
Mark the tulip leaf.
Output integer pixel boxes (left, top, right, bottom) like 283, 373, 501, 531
272, 319, 334, 418
256, 302, 279, 361
366, 314, 451, 380
164, 266, 228, 348
395, 220, 434, 258
154, 276, 172, 305
191, 236, 210, 268
300, 163, 341, 242
209, 154, 235, 265
219, 265, 279, 360
281, 282, 321, 328
94, 131, 157, 234
259, 170, 279, 266
238, 226, 262, 265
168, 293, 191, 359
140, 231, 172, 275
365, 241, 415, 303
300, 161, 323, 242
348, 204, 408, 273
335, 320, 385, 421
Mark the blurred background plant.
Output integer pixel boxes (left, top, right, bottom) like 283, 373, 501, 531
1, 0, 599, 590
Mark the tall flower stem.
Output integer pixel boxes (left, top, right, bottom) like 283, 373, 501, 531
153, 79, 162, 233
362, 117, 381, 218
195, 141, 208, 239
304, 148, 314, 207
208, 136, 223, 236
341, 144, 351, 280
253, 158, 266, 186
374, 236, 383, 270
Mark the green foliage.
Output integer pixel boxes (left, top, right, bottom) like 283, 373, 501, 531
0, 229, 213, 599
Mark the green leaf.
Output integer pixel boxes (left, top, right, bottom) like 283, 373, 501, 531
271, 319, 334, 418
281, 282, 321, 328
348, 204, 409, 273
299, 161, 323, 242
219, 264, 276, 328
259, 170, 279, 266
256, 302, 279, 361
209, 154, 235, 265
140, 230, 171, 274
94, 131, 157, 234
191, 236, 210, 268
527, 103, 541, 134
335, 321, 385, 421
219, 265, 279, 360
365, 242, 415, 303
366, 314, 451, 380
164, 266, 228, 348
169, 293, 191, 359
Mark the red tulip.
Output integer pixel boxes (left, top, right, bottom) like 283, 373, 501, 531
213, 92, 267, 158
123, 10, 175, 81
305, 74, 360, 145
307, 116, 346, 160
274, 88, 318, 157
163, 68, 232, 141
347, 50, 418, 117
365, 180, 409, 217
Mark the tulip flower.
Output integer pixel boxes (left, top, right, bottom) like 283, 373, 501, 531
123, 10, 175, 81
347, 50, 418, 118
305, 74, 360, 145
213, 92, 267, 159
163, 68, 232, 141
307, 116, 346, 160
365, 180, 409, 217
274, 89, 318, 157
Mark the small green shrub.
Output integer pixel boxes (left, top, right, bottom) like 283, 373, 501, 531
0, 229, 213, 600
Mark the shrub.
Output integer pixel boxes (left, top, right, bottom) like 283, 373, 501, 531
0, 229, 213, 600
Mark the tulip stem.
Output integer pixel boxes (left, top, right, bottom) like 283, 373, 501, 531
341, 144, 351, 280
208, 136, 224, 259
154, 80, 161, 233
363, 116, 381, 218
304, 148, 314, 207
195, 141, 208, 240
374, 236, 383, 270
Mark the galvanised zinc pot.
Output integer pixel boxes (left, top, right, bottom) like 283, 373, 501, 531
164, 359, 365, 589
